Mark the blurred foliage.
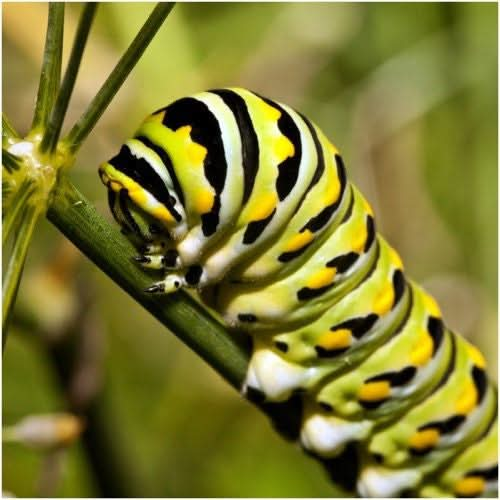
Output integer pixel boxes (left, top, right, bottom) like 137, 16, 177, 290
2, 2, 497, 497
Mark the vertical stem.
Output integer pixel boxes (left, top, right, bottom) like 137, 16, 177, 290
2, 204, 41, 347
2, 180, 36, 245
63, 2, 175, 153
31, 3, 65, 133
3, 113, 19, 144
40, 3, 98, 154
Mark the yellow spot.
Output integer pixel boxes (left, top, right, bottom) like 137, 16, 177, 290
247, 193, 277, 221
409, 428, 440, 450
422, 292, 442, 317
127, 186, 149, 206
195, 189, 214, 214
307, 267, 336, 289
149, 205, 175, 224
467, 343, 486, 369
372, 281, 395, 315
274, 135, 294, 162
187, 142, 207, 165
317, 329, 352, 350
358, 381, 391, 402
109, 180, 122, 192
363, 198, 374, 216
284, 230, 314, 252
455, 380, 478, 415
143, 111, 165, 123
389, 247, 404, 270
258, 99, 281, 122
174, 125, 192, 139
324, 176, 341, 205
410, 329, 433, 366
351, 221, 367, 253
453, 477, 485, 497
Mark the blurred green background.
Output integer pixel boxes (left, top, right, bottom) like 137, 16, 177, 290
2, 2, 497, 497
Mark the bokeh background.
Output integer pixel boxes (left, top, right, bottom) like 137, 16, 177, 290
3, 2, 497, 497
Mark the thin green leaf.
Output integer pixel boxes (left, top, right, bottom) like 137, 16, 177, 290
64, 2, 175, 153
3, 113, 19, 145
3, 179, 36, 244
31, 3, 65, 132
2, 203, 41, 347
40, 3, 98, 154
2, 149, 23, 174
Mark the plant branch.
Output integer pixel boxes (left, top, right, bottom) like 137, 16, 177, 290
40, 3, 98, 154
3, 113, 19, 144
2, 204, 41, 346
63, 2, 175, 154
31, 3, 65, 132
47, 176, 249, 389
2, 149, 23, 174
2, 179, 36, 245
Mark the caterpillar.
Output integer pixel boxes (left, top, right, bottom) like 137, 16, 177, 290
98, 88, 497, 498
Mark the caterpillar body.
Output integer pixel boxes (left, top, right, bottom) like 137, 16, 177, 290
98, 88, 497, 498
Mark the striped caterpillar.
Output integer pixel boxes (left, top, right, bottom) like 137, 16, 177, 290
98, 88, 497, 498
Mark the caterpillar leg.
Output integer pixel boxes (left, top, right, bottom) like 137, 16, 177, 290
144, 273, 185, 294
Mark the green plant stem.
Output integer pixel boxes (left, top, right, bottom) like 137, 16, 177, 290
2, 180, 36, 245
64, 2, 175, 153
3, 113, 19, 144
2, 149, 23, 174
31, 3, 65, 132
47, 177, 249, 389
2, 204, 41, 346
40, 3, 98, 154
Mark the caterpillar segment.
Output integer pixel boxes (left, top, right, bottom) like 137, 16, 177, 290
99, 88, 497, 498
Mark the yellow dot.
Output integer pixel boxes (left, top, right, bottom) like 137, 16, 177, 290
307, 267, 336, 289
187, 142, 207, 165
174, 125, 192, 139
150, 205, 175, 224
409, 428, 440, 450
455, 380, 478, 415
388, 247, 404, 270
324, 176, 341, 205
274, 135, 294, 162
144, 110, 165, 123
422, 292, 442, 318
317, 329, 352, 350
259, 100, 281, 121
357, 381, 391, 402
410, 330, 433, 366
351, 221, 368, 253
372, 281, 395, 315
195, 190, 214, 214
467, 343, 487, 369
284, 230, 314, 253
247, 193, 277, 221
453, 477, 485, 497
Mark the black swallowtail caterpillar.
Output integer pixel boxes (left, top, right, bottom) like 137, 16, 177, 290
98, 88, 497, 498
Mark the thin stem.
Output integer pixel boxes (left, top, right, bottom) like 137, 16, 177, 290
40, 3, 98, 154
2, 149, 23, 174
3, 113, 19, 144
47, 177, 248, 389
2, 180, 36, 245
2, 204, 41, 347
31, 3, 65, 133
64, 2, 175, 153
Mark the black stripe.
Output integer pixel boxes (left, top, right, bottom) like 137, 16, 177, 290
259, 97, 302, 201
419, 415, 466, 435
364, 215, 376, 252
297, 283, 335, 301
160, 97, 228, 233
333, 314, 379, 340
243, 208, 276, 244
467, 464, 498, 481
315, 345, 350, 359
366, 366, 417, 387
135, 135, 185, 206
278, 242, 314, 263
392, 269, 406, 306
118, 189, 142, 236
300, 157, 349, 234
185, 265, 203, 285
471, 366, 488, 404
326, 252, 359, 273
298, 113, 325, 192
209, 89, 259, 205
427, 317, 445, 355
108, 145, 181, 222
341, 189, 355, 223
